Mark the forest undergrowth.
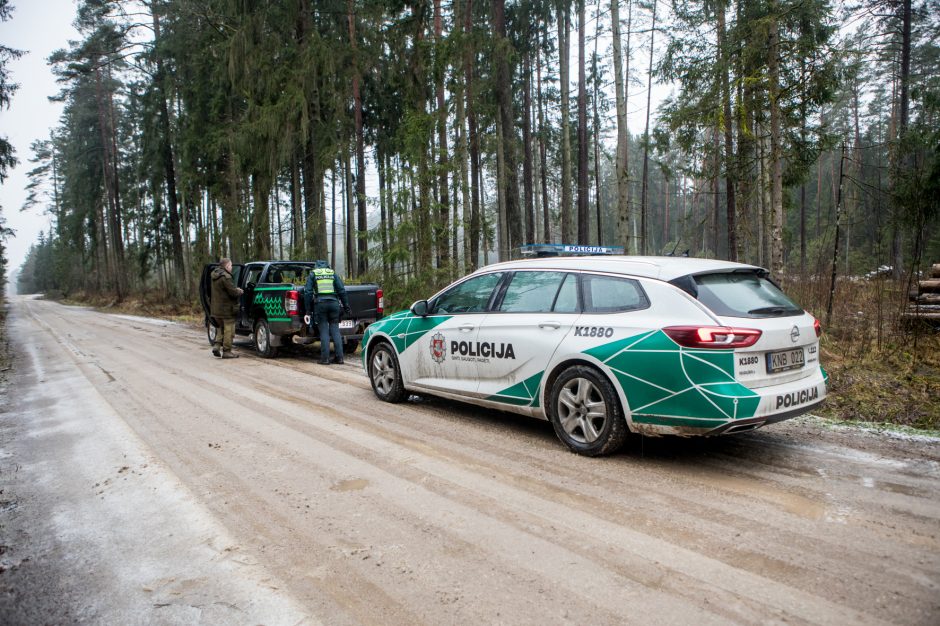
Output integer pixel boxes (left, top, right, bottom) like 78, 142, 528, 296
790, 276, 939, 431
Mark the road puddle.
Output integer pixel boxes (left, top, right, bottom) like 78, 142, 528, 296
332, 478, 369, 492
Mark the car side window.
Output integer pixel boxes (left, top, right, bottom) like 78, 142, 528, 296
245, 266, 263, 286
552, 273, 579, 313
582, 274, 649, 313
432, 272, 504, 314
498, 271, 569, 313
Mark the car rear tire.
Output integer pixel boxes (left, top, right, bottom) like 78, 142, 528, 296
549, 365, 627, 456
254, 320, 279, 358
369, 342, 406, 403
343, 339, 360, 356
206, 320, 218, 346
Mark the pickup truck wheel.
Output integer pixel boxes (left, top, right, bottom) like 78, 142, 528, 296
343, 339, 360, 356
369, 343, 406, 403
254, 320, 279, 358
206, 321, 218, 346
548, 365, 627, 457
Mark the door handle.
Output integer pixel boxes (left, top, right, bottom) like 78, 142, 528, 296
539, 321, 561, 330
458, 323, 475, 332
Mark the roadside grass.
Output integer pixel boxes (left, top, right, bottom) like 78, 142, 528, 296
51, 290, 202, 324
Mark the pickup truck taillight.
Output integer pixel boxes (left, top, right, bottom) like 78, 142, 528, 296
285, 290, 300, 316
376, 289, 384, 316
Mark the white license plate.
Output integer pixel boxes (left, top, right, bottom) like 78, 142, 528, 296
339, 319, 354, 329
767, 348, 805, 374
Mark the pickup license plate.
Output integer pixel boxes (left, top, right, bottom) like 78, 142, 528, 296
767, 348, 804, 374
339, 319, 354, 329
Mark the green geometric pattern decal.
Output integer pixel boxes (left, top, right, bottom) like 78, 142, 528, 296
487, 370, 544, 408
361, 310, 453, 355
253, 287, 290, 322
585, 329, 760, 422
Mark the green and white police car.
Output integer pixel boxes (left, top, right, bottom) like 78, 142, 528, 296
361, 256, 827, 456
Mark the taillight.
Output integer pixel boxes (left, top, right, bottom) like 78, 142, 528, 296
376, 289, 384, 316
813, 317, 822, 337
663, 326, 762, 349
285, 290, 299, 316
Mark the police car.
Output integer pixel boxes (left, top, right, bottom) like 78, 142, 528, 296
361, 257, 827, 456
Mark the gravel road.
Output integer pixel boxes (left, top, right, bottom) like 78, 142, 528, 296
1, 295, 938, 625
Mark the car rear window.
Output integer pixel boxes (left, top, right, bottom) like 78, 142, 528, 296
689, 272, 803, 318
582, 274, 649, 313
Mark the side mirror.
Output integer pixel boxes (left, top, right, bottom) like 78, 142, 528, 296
410, 300, 429, 317
246, 282, 256, 290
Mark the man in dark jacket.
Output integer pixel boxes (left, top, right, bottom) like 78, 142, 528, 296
303, 260, 350, 365
210, 258, 244, 359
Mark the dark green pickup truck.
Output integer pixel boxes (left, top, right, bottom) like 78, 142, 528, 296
199, 261, 383, 358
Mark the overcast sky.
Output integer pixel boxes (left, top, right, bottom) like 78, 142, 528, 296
1, 0, 79, 292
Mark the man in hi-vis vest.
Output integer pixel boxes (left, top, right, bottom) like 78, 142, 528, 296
304, 260, 351, 364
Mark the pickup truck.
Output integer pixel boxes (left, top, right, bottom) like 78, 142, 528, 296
199, 261, 383, 358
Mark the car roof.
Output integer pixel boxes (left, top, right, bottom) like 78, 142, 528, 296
478, 256, 764, 281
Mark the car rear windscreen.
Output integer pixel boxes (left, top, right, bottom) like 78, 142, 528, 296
688, 271, 803, 318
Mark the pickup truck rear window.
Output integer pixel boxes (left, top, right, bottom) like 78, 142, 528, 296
690, 271, 803, 318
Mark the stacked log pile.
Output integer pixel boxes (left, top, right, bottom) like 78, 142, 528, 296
906, 263, 940, 325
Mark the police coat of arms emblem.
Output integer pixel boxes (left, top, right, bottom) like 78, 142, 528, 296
430, 332, 446, 363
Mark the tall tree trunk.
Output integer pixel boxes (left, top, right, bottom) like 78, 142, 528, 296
611, 0, 632, 253
492, 0, 522, 258
592, 60, 603, 246
826, 144, 846, 325
717, 2, 737, 261
523, 46, 535, 245
291, 157, 303, 257
639, 0, 657, 256
434, 0, 450, 269
251, 174, 271, 260
464, 0, 481, 269
345, 144, 356, 275
712, 128, 720, 257
558, 1, 573, 243
151, 6, 184, 285
537, 19, 551, 243
378, 150, 389, 278
454, 11, 472, 272
303, 137, 326, 259
348, 0, 368, 275
768, 13, 784, 274
331, 166, 337, 268
576, 0, 589, 244
93, 67, 116, 293
891, 0, 911, 277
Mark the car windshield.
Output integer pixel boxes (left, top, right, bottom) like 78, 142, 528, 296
689, 271, 803, 318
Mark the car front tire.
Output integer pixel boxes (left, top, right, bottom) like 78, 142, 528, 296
549, 365, 627, 456
369, 342, 406, 403
206, 320, 218, 346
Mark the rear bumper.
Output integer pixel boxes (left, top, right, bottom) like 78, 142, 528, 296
628, 368, 828, 437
